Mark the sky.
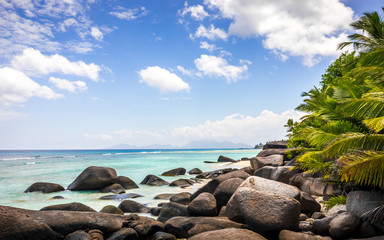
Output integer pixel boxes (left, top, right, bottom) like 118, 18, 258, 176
0, 0, 382, 149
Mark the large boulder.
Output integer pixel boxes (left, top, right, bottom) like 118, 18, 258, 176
100, 205, 124, 215
140, 175, 168, 186
106, 228, 138, 240
170, 192, 191, 205
116, 176, 138, 189
124, 214, 164, 239
188, 168, 203, 174
263, 141, 287, 149
188, 228, 267, 240
24, 182, 65, 193
255, 166, 299, 184
278, 230, 332, 240
0, 205, 125, 240
157, 202, 188, 223
161, 168, 186, 176
118, 200, 150, 213
256, 148, 286, 157
227, 187, 301, 233
169, 179, 194, 187
191, 170, 250, 200
250, 155, 284, 171
188, 217, 246, 237
213, 177, 244, 211
40, 202, 96, 212
67, 166, 117, 191
329, 211, 360, 239
218, 155, 237, 163
346, 191, 384, 217
100, 183, 125, 194
301, 192, 321, 214
289, 174, 326, 196
187, 192, 217, 216
164, 217, 204, 238
313, 216, 335, 236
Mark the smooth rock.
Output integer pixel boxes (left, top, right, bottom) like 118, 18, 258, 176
152, 231, 176, 240
157, 202, 188, 223
116, 176, 138, 189
250, 155, 284, 171
188, 168, 203, 174
299, 221, 313, 231
218, 206, 227, 217
188, 217, 246, 237
106, 228, 138, 240
227, 187, 301, 233
88, 229, 103, 240
289, 174, 326, 196
118, 200, 150, 213
312, 212, 326, 219
164, 216, 204, 238
263, 141, 287, 149
51, 196, 64, 199
67, 166, 117, 191
155, 193, 174, 200
100, 183, 125, 194
161, 168, 186, 176
279, 230, 332, 240
64, 230, 91, 240
40, 202, 96, 212
124, 214, 164, 239
254, 166, 299, 184
99, 205, 124, 215
346, 191, 384, 217
99, 193, 143, 200
218, 155, 237, 162
313, 216, 335, 236
187, 192, 217, 217
326, 204, 346, 216
329, 211, 360, 239
169, 179, 194, 187
140, 175, 168, 186
301, 192, 321, 214
0, 205, 124, 240
213, 178, 244, 211
169, 192, 191, 205
256, 148, 286, 157
188, 228, 267, 240
151, 207, 162, 216
24, 182, 65, 193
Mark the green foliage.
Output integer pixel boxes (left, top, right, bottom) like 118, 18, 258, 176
323, 195, 347, 210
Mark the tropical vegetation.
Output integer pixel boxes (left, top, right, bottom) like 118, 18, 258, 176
286, 8, 384, 191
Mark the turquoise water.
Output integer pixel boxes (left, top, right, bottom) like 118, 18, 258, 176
0, 149, 260, 211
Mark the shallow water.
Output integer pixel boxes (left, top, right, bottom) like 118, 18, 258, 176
0, 149, 260, 211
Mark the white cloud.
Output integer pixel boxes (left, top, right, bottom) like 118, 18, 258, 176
0, 67, 63, 106
0, 109, 26, 121
138, 66, 190, 93
200, 41, 216, 51
92, 110, 304, 147
90, 27, 103, 41
180, 2, 209, 20
194, 54, 248, 83
177, 65, 193, 76
59, 18, 79, 32
11, 48, 101, 81
49, 77, 87, 93
204, 0, 354, 66
191, 24, 227, 40
110, 6, 148, 20
66, 41, 96, 54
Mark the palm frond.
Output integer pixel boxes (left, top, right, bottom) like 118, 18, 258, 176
338, 150, 384, 187
338, 96, 384, 119
294, 151, 333, 175
363, 116, 384, 133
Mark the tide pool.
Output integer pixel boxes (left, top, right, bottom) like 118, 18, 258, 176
0, 148, 260, 211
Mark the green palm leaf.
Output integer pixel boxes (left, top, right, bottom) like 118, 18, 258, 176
363, 116, 384, 133
339, 96, 384, 119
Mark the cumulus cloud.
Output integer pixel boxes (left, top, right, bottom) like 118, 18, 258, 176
138, 66, 190, 93
90, 110, 304, 147
110, 6, 148, 20
180, 2, 209, 20
194, 54, 248, 83
90, 27, 103, 41
204, 0, 354, 66
0, 67, 63, 106
11, 48, 101, 81
49, 77, 87, 93
177, 66, 193, 76
191, 24, 227, 40
200, 41, 216, 51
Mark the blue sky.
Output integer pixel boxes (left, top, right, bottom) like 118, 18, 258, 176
0, 0, 382, 149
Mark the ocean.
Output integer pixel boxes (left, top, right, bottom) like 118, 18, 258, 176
0, 148, 261, 212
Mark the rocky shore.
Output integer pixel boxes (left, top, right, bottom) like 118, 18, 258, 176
1, 142, 384, 240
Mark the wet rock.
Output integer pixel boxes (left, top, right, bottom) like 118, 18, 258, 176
99, 205, 124, 215
157, 202, 188, 223
64, 230, 91, 240
100, 183, 125, 194
140, 175, 168, 186
99, 193, 143, 200
24, 182, 65, 193
161, 168, 186, 176
188, 228, 267, 240
187, 192, 217, 217
118, 200, 150, 213
169, 192, 191, 205
116, 176, 138, 189
40, 202, 96, 212
188, 168, 203, 174
106, 228, 138, 240
67, 166, 117, 191
329, 212, 360, 239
